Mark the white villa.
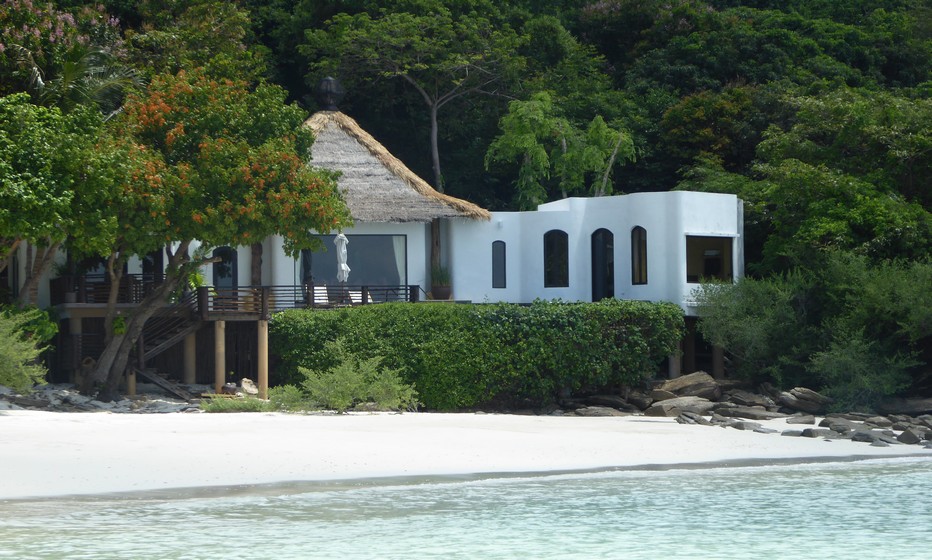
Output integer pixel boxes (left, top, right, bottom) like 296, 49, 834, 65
4, 104, 743, 389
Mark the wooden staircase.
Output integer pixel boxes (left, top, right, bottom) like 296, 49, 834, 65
133, 367, 196, 401
139, 291, 201, 362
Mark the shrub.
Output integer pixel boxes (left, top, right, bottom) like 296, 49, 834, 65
199, 396, 277, 413
0, 307, 53, 392
270, 300, 683, 410
810, 328, 916, 412
274, 339, 419, 413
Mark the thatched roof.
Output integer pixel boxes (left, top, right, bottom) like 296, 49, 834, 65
304, 111, 490, 223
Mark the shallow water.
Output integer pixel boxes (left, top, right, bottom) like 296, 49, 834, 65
1, 457, 930, 559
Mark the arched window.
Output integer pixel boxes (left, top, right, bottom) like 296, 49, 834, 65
543, 230, 569, 288
212, 246, 238, 290
631, 226, 647, 285
492, 240, 506, 289
591, 229, 614, 301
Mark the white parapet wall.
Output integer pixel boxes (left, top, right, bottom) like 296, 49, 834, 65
448, 191, 743, 313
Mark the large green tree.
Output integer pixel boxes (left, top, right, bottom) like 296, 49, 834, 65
90, 70, 350, 399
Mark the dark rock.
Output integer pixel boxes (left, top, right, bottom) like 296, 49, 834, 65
650, 389, 678, 402
871, 441, 891, 447
925, 431, 932, 441
865, 416, 893, 428
733, 421, 762, 431
786, 414, 816, 425
575, 406, 628, 417
680, 410, 713, 426
675, 415, 692, 424
723, 389, 776, 409
897, 428, 923, 445
789, 387, 833, 406
826, 412, 874, 421
754, 427, 779, 434
829, 423, 853, 434
626, 391, 653, 410
891, 422, 913, 431
852, 431, 879, 443
781, 430, 804, 437
714, 406, 788, 420
877, 398, 932, 416
10, 396, 51, 408
586, 395, 641, 413
644, 396, 716, 417
802, 428, 842, 439
916, 415, 932, 429
778, 391, 823, 414
658, 371, 722, 400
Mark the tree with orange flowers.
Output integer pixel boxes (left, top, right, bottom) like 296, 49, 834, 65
90, 70, 350, 400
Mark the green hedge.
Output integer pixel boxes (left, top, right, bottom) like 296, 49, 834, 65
269, 300, 684, 410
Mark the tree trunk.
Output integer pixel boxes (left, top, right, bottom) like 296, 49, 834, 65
429, 102, 443, 193
0, 238, 21, 276
95, 241, 191, 401
17, 240, 61, 307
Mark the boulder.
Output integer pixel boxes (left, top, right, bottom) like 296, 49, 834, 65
897, 428, 923, 445
658, 371, 721, 400
786, 414, 816, 425
865, 416, 894, 428
916, 415, 932, 429
781, 430, 804, 437
754, 426, 779, 434
575, 406, 628, 417
801, 428, 845, 439
714, 406, 788, 420
827, 412, 874, 422
789, 387, 833, 406
778, 391, 824, 414
586, 395, 640, 412
724, 389, 776, 409
732, 421, 762, 431
877, 398, 932, 416
644, 396, 716, 417
625, 390, 654, 411
240, 378, 259, 396
650, 389, 677, 402
680, 410, 713, 426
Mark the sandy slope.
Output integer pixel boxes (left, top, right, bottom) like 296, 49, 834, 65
1, 410, 929, 499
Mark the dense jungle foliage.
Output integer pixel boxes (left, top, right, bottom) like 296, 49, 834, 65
2, 0, 929, 404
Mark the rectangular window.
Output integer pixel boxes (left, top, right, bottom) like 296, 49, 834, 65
686, 236, 733, 283
492, 241, 506, 289
302, 234, 407, 286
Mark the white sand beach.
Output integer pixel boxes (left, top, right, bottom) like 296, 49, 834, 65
2, 410, 929, 500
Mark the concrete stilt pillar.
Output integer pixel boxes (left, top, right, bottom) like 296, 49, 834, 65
214, 320, 226, 394
183, 333, 196, 385
712, 345, 725, 379
126, 368, 136, 396
258, 319, 268, 400
667, 340, 683, 379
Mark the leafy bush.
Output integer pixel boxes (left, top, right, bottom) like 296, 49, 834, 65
695, 251, 931, 407
0, 307, 53, 392
272, 339, 419, 413
270, 300, 683, 410
810, 328, 916, 412
199, 396, 277, 413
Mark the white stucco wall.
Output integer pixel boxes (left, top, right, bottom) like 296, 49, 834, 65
449, 191, 743, 313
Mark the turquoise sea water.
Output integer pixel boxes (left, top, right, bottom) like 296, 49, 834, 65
1, 457, 930, 560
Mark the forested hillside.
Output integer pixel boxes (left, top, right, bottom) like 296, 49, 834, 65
2, 0, 930, 405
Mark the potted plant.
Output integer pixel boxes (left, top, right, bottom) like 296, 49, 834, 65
430, 265, 452, 300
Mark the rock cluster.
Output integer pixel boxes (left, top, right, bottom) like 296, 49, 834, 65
553, 371, 932, 449
0, 383, 203, 413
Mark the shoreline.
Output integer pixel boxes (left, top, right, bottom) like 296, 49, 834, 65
3, 410, 929, 501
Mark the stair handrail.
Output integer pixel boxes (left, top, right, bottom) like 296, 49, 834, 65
140, 290, 200, 353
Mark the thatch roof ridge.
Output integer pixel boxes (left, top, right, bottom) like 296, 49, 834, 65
305, 111, 490, 221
